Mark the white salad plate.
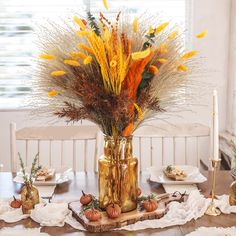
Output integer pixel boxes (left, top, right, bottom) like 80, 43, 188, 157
147, 165, 207, 185
13, 166, 72, 186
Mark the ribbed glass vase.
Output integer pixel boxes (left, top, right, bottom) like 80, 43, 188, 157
98, 135, 138, 212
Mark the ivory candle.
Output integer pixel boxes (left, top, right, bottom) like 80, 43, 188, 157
213, 90, 219, 160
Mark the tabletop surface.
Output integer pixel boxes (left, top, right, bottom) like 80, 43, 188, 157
0, 171, 235, 236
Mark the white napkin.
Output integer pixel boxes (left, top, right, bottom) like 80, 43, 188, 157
163, 184, 198, 194
0, 228, 50, 236
30, 203, 69, 227
30, 202, 84, 230
186, 227, 236, 236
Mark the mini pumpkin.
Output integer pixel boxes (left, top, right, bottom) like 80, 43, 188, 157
80, 190, 92, 205
143, 199, 158, 212
85, 208, 102, 221
137, 187, 142, 196
10, 196, 22, 209
106, 203, 121, 219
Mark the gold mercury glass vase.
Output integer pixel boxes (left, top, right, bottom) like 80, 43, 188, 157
98, 135, 138, 213
21, 183, 39, 214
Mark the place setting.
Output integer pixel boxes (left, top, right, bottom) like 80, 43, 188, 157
0, 0, 236, 235
12, 155, 72, 199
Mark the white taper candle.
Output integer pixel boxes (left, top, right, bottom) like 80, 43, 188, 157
213, 90, 219, 160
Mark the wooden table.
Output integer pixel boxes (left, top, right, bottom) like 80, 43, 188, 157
0, 171, 235, 236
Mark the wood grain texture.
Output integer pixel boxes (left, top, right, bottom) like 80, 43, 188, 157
68, 195, 185, 232
69, 201, 165, 232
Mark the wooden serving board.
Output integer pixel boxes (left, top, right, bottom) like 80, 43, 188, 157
68, 193, 186, 232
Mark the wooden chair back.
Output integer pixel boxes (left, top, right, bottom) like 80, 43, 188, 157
10, 123, 101, 172
133, 123, 210, 171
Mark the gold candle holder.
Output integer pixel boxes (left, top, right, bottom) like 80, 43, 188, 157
205, 159, 221, 216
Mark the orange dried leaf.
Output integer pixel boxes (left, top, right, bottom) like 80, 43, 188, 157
123, 123, 134, 137
123, 52, 153, 101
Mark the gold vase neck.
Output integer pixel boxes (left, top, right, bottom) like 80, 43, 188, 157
103, 135, 133, 160
103, 135, 133, 141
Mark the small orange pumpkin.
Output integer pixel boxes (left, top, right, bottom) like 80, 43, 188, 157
80, 190, 92, 205
143, 199, 158, 212
137, 187, 142, 196
106, 203, 121, 219
85, 208, 102, 221
10, 196, 22, 209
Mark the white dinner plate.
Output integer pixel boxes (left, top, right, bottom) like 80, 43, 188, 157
13, 166, 72, 186
147, 165, 207, 184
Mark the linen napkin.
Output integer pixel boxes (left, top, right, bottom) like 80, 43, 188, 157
0, 228, 50, 236
30, 202, 84, 230
185, 227, 236, 236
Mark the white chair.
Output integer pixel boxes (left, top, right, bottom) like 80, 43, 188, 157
133, 123, 210, 171
10, 123, 102, 173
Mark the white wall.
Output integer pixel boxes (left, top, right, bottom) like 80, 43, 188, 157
191, 0, 231, 130
0, 0, 232, 170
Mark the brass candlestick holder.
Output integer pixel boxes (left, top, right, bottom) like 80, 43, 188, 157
205, 159, 221, 216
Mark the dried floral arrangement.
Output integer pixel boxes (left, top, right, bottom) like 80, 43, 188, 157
33, 0, 207, 137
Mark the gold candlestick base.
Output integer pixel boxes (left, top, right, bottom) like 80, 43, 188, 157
205, 201, 221, 216
205, 159, 221, 216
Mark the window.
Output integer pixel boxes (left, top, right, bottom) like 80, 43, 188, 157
0, 0, 186, 109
